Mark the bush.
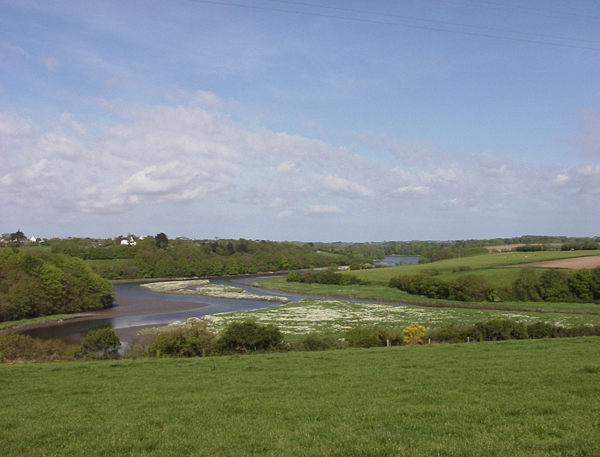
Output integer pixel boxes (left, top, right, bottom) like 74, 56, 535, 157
511, 267, 541, 302
147, 322, 217, 357
427, 323, 472, 343
292, 333, 339, 351
0, 333, 77, 362
568, 269, 593, 302
402, 324, 427, 345
344, 324, 402, 348
539, 269, 572, 302
451, 274, 490, 302
526, 321, 561, 339
470, 319, 527, 341
82, 327, 121, 359
218, 320, 283, 353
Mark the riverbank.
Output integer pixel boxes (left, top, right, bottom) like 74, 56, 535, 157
0, 296, 210, 337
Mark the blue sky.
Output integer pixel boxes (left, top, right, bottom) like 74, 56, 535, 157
1, 0, 599, 241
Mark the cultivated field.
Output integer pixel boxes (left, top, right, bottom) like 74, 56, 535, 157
2, 338, 599, 456
347, 250, 600, 286
512, 255, 600, 269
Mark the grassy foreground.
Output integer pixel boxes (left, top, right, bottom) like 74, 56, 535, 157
2, 338, 600, 456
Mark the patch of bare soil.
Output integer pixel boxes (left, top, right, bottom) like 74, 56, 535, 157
515, 255, 600, 269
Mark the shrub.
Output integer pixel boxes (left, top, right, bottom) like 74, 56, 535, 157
218, 320, 283, 353
539, 269, 572, 302
82, 327, 121, 359
526, 322, 561, 339
344, 325, 382, 348
511, 267, 541, 302
470, 319, 527, 341
0, 333, 77, 362
427, 323, 471, 343
402, 324, 427, 345
0, 333, 34, 361
344, 325, 402, 348
568, 269, 593, 302
563, 325, 600, 338
292, 333, 339, 351
147, 322, 217, 357
451, 274, 490, 302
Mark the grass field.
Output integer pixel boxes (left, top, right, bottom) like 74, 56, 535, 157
348, 250, 600, 286
1, 337, 599, 456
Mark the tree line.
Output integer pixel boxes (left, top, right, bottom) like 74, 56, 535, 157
378, 236, 600, 256
0, 249, 113, 323
48, 236, 382, 280
389, 266, 600, 303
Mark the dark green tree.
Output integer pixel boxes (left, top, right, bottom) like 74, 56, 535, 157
82, 327, 121, 359
155, 233, 169, 250
217, 320, 283, 353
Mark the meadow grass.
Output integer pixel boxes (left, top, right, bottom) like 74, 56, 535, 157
1, 337, 599, 456
349, 250, 600, 286
199, 298, 600, 337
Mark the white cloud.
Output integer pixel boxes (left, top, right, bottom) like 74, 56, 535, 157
320, 175, 374, 198
304, 205, 342, 214
2, 100, 600, 239
38, 55, 59, 72
276, 160, 298, 173
0, 111, 35, 138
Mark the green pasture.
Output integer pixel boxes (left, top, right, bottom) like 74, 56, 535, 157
2, 337, 600, 456
348, 250, 600, 285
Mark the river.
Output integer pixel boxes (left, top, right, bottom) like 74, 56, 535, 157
19, 257, 419, 343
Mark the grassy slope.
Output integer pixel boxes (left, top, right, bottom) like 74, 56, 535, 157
350, 250, 600, 286
2, 338, 599, 456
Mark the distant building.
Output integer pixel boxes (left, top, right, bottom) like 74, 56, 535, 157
120, 236, 137, 246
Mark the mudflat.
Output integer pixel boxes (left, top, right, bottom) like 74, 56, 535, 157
104, 296, 209, 318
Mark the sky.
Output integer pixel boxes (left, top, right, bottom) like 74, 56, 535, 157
1, 0, 599, 242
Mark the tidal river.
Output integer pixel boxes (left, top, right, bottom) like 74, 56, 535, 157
19, 275, 302, 343
19, 256, 419, 343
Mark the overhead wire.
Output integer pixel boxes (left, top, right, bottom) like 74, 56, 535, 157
264, 0, 600, 45
188, 0, 600, 50
429, 0, 600, 24
458, 0, 600, 20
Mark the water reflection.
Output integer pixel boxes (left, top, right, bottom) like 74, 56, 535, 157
19, 272, 412, 342
20, 276, 298, 342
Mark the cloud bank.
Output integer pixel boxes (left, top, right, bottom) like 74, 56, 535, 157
1, 96, 599, 240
